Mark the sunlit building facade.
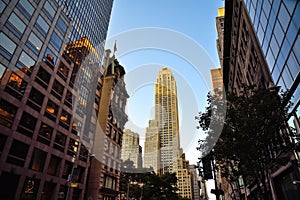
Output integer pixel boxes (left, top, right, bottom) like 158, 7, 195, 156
121, 129, 142, 168
155, 67, 181, 174
144, 119, 160, 173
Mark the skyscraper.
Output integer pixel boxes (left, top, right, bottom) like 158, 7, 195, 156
0, 0, 114, 199
144, 119, 160, 173
155, 67, 180, 174
121, 129, 142, 168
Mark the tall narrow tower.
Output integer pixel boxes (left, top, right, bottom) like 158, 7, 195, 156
155, 67, 180, 173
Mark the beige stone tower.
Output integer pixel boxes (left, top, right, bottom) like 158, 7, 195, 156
154, 67, 180, 174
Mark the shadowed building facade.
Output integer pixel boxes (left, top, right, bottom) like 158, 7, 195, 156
0, 0, 114, 199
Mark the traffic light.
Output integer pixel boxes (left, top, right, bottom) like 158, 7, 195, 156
201, 154, 213, 180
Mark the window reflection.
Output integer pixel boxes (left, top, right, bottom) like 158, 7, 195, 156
6, 72, 27, 97
17, 0, 34, 20
0, 99, 18, 128
43, 1, 55, 20
17, 51, 35, 75
6, 12, 26, 39
0, 0, 6, 14
26, 32, 42, 55
35, 16, 49, 37
50, 32, 62, 52
0, 63, 6, 79
0, 32, 17, 60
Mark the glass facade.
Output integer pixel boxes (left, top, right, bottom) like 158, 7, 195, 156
244, 0, 300, 130
0, 0, 114, 199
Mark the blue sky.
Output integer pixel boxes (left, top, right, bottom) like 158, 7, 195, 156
105, 0, 224, 167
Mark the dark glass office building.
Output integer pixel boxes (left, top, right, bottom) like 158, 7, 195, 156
243, 0, 300, 132
0, 0, 114, 199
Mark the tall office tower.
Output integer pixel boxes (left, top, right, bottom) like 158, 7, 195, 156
224, 0, 299, 199
155, 67, 180, 174
189, 165, 201, 200
121, 129, 142, 168
57, 0, 113, 58
242, 0, 300, 152
0, 0, 114, 199
216, 7, 225, 67
87, 55, 128, 200
144, 119, 160, 173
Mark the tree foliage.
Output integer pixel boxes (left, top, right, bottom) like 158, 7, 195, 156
196, 85, 298, 199
119, 159, 186, 200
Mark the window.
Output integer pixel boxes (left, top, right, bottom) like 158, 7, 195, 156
62, 161, 72, 179
6, 140, 28, 167
54, 132, 66, 152
26, 32, 42, 55
27, 87, 44, 111
29, 148, 46, 171
0, 99, 18, 128
45, 99, 58, 121
0, 63, 6, 79
50, 32, 62, 52
16, 51, 35, 75
57, 62, 69, 81
41, 182, 56, 200
0, 0, 6, 14
0, 32, 17, 60
44, 48, 57, 65
21, 177, 40, 200
278, 4, 290, 31
5, 72, 27, 99
104, 176, 115, 189
47, 155, 61, 176
17, 112, 37, 137
79, 145, 88, 162
36, 67, 50, 89
43, 1, 55, 20
38, 123, 52, 145
35, 16, 49, 37
67, 138, 78, 157
5, 12, 26, 39
57, 17, 67, 35
16, 0, 34, 20
51, 79, 64, 99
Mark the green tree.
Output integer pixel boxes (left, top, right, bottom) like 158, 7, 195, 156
196, 85, 298, 199
120, 160, 182, 200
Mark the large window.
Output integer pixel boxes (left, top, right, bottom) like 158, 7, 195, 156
21, 177, 40, 200
16, 51, 35, 76
0, 0, 6, 14
35, 16, 49, 37
45, 99, 58, 121
17, 112, 37, 137
35, 67, 50, 89
38, 123, 53, 145
27, 87, 44, 111
29, 148, 47, 172
47, 155, 61, 176
0, 63, 6, 80
51, 79, 64, 100
5, 72, 27, 99
54, 132, 66, 152
6, 139, 29, 167
26, 32, 42, 55
5, 12, 26, 39
0, 99, 18, 128
57, 17, 67, 36
42, 1, 55, 20
50, 32, 62, 52
16, 0, 34, 20
67, 138, 78, 157
0, 32, 17, 60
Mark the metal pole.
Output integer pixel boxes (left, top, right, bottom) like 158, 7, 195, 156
126, 180, 130, 200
